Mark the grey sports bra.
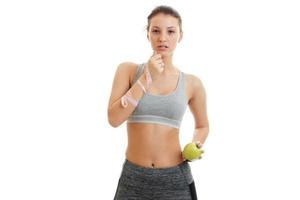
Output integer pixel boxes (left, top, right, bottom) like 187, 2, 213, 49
127, 63, 188, 129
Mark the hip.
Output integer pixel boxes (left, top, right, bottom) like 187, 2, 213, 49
114, 159, 197, 199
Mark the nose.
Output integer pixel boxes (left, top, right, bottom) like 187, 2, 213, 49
158, 32, 167, 42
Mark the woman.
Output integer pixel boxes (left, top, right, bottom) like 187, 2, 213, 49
107, 5, 209, 200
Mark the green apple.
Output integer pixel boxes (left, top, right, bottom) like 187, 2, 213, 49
182, 142, 204, 161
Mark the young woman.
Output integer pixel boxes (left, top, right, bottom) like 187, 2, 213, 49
107, 5, 209, 200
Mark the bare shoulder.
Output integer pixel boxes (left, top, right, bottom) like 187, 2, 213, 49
108, 61, 139, 108
184, 73, 206, 101
116, 61, 139, 85
116, 61, 138, 76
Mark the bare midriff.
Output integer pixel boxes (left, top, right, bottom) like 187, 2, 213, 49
126, 123, 185, 169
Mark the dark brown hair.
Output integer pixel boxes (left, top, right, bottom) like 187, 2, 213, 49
146, 5, 183, 33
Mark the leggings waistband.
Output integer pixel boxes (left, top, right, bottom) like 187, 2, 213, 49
122, 159, 194, 184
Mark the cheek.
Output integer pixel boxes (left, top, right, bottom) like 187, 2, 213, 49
170, 38, 179, 46
149, 35, 156, 42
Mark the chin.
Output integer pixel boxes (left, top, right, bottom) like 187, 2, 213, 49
157, 50, 169, 54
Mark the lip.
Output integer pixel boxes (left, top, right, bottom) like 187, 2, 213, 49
157, 45, 168, 51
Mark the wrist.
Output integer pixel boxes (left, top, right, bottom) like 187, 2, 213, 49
143, 65, 153, 87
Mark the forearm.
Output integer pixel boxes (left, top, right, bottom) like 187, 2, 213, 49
108, 74, 147, 127
192, 127, 209, 146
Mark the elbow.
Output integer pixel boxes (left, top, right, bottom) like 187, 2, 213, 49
107, 109, 122, 128
108, 118, 120, 128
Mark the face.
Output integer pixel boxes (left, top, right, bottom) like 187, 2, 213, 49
147, 13, 183, 56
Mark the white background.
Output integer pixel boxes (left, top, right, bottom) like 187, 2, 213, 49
1, 0, 300, 199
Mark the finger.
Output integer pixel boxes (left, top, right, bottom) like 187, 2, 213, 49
159, 63, 165, 68
196, 141, 203, 148
153, 58, 163, 65
153, 63, 164, 70
152, 50, 159, 57
152, 51, 161, 57
152, 55, 162, 61
156, 60, 164, 65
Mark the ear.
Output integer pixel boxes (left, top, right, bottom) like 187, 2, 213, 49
147, 31, 150, 41
178, 31, 183, 43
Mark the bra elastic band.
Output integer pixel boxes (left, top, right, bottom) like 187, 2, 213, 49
137, 80, 146, 93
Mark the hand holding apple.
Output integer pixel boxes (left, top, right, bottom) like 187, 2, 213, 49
182, 142, 204, 162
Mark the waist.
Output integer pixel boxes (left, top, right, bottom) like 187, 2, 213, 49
123, 158, 187, 174
126, 148, 184, 168
126, 123, 183, 168
121, 158, 194, 184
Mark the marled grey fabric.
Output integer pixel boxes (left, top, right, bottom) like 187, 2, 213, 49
113, 159, 196, 200
127, 63, 188, 129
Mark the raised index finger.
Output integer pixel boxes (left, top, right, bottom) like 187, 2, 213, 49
152, 51, 161, 59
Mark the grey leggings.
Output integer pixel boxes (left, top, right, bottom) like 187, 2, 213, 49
114, 159, 198, 200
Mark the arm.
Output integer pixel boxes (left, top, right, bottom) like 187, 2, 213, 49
188, 75, 210, 147
107, 62, 147, 128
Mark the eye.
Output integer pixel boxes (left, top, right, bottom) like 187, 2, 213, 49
152, 30, 159, 33
168, 30, 175, 34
